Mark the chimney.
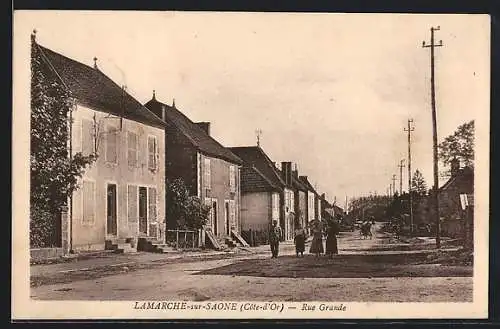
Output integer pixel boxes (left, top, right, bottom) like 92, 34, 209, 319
195, 122, 211, 136
161, 105, 166, 121
451, 158, 460, 177
321, 193, 326, 200
281, 162, 292, 185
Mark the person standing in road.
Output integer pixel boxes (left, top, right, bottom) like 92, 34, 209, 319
309, 219, 324, 257
294, 224, 306, 257
269, 220, 282, 258
325, 219, 340, 259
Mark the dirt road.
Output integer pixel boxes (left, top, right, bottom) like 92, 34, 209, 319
30, 223, 472, 302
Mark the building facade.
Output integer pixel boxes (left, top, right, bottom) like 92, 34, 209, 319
144, 95, 243, 245
36, 43, 166, 252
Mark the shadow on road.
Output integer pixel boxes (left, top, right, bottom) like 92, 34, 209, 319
195, 253, 472, 279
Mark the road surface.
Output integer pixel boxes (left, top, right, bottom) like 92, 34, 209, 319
30, 223, 472, 302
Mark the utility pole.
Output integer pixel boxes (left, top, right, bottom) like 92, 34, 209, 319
391, 174, 397, 196
398, 159, 405, 195
404, 119, 415, 236
423, 26, 443, 249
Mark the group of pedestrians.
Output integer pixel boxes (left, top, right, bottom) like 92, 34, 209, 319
268, 218, 340, 259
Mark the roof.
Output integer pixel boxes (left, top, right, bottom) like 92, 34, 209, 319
439, 166, 474, 191
229, 146, 285, 191
291, 174, 309, 192
240, 166, 281, 193
144, 97, 242, 165
36, 43, 166, 129
299, 176, 320, 195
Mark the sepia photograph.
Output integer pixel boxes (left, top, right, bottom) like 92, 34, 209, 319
12, 11, 489, 319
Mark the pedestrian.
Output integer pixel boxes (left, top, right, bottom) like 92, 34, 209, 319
309, 219, 324, 257
294, 224, 306, 257
269, 220, 282, 258
325, 219, 339, 259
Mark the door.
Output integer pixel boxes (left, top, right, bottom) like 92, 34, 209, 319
107, 184, 117, 236
225, 201, 230, 235
139, 187, 148, 235
212, 200, 218, 236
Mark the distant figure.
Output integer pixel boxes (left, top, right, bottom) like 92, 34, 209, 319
294, 225, 306, 257
269, 220, 282, 258
325, 220, 340, 258
360, 221, 372, 239
309, 220, 324, 257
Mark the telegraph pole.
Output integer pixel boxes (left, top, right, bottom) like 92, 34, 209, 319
391, 174, 397, 196
423, 26, 443, 249
404, 119, 415, 236
398, 159, 405, 195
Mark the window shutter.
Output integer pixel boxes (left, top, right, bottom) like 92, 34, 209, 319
229, 166, 235, 191
82, 119, 94, 155
128, 132, 138, 167
106, 125, 118, 163
229, 200, 236, 228
204, 158, 211, 189
148, 187, 157, 222
148, 136, 157, 170
82, 181, 95, 224
127, 185, 137, 223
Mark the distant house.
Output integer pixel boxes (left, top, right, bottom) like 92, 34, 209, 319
320, 194, 335, 222
34, 41, 167, 253
144, 94, 244, 248
299, 175, 322, 223
229, 146, 285, 244
438, 159, 474, 221
291, 168, 309, 235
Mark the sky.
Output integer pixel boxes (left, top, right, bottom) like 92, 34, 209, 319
14, 11, 490, 205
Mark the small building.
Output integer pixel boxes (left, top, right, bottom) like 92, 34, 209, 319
229, 146, 285, 245
144, 94, 244, 248
35, 42, 167, 252
299, 175, 321, 224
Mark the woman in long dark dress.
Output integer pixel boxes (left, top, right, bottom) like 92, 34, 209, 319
309, 220, 324, 257
294, 225, 306, 257
325, 220, 339, 258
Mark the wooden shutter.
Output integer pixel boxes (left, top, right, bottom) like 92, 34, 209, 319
229, 200, 236, 228
148, 136, 156, 170
128, 132, 138, 167
106, 125, 117, 163
82, 118, 94, 155
204, 158, 211, 189
82, 180, 95, 224
127, 185, 137, 223
148, 187, 157, 222
229, 166, 235, 191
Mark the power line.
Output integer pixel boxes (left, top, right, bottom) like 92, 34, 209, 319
423, 26, 443, 249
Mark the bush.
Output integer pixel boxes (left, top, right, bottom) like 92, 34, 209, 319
30, 207, 60, 248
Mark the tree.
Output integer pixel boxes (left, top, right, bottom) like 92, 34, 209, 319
438, 120, 474, 168
166, 178, 210, 230
30, 36, 97, 247
411, 170, 428, 197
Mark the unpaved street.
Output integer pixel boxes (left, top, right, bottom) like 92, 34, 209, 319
30, 223, 472, 302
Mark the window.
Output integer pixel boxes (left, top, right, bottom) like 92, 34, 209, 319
272, 193, 279, 219
127, 185, 137, 223
204, 158, 211, 189
105, 125, 118, 164
127, 132, 138, 167
148, 187, 157, 223
82, 118, 94, 155
82, 180, 95, 225
229, 165, 236, 192
205, 198, 213, 227
147, 136, 157, 170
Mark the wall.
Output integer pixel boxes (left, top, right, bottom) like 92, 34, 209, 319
307, 191, 315, 222
70, 104, 165, 251
240, 192, 271, 231
199, 153, 241, 237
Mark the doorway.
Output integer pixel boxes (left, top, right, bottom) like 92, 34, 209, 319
106, 184, 117, 236
225, 201, 230, 235
139, 187, 148, 235
212, 200, 218, 236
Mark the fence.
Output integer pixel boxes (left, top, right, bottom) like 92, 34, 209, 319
165, 229, 200, 250
241, 228, 269, 247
